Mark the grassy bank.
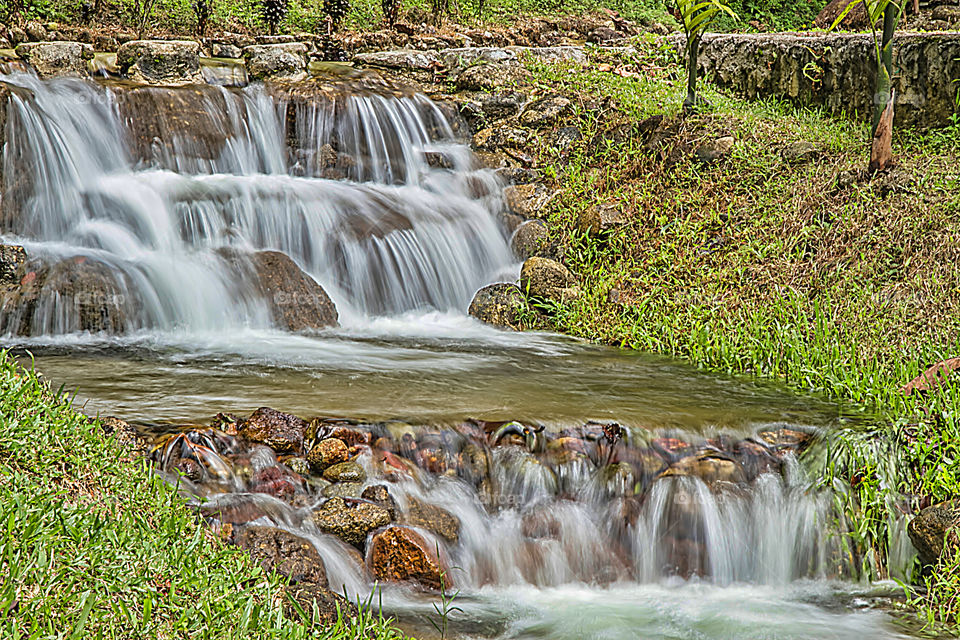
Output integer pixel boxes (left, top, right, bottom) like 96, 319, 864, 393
0, 351, 406, 639
518, 43, 960, 629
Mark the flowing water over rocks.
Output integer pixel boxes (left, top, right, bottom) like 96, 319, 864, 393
0, 67, 919, 639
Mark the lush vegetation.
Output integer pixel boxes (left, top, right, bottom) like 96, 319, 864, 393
517, 41, 960, 630
0, 351, 407, 639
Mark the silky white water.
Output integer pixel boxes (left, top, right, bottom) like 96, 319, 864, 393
0, 71, 918, 639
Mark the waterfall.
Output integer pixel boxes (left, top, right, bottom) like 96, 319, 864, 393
0, 73, 514, 335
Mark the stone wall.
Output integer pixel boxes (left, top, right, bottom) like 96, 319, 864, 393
695, 32, 960, 128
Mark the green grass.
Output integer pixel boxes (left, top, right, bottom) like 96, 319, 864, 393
515, 41, 960, 630
0, 351, 408, 639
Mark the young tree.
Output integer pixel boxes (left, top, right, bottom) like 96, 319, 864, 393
674, 0, 737, 111
323, 0, 349, 32
260, 0, 288, 35
831, 0, 905, 172
382, 0, 399, 27
193, 0, 213, 36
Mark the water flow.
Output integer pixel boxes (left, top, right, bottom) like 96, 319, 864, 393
0, 73, 514, 335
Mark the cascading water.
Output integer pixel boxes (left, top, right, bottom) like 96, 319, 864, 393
0, 72, 514, 334
0, 68, 915, 639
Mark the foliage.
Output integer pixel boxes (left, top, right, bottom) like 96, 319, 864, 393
0, 352, 409, 639
520, 44, 960, 629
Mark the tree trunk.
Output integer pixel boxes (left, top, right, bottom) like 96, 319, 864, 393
683, 34, 700, 112
870, 2, 899, 171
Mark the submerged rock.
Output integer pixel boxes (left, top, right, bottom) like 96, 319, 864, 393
660, 452, 746, 486
15, 41, 93, 78
909, 500, 960, 566
116, 40, 203, 85
401, 496, 461, 543
367, 525, 450, 590
519, 257, 579, 301
235, 525, 328, 586
311, 497, 392, 548
307, 438, 349, 472
323, 460, 366, 483
240, 406, 309, 454
243, 43, 308, 80
468, 283, 525, 330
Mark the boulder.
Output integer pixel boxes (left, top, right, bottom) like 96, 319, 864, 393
307, 438, 349, 472
243, 43, 309, 81
117, 40, 203, 85
284, 585, 359, 625
503, 183, 559, 219
909, 500, 960, 566
240, 406, 309, 454
353, 49, 442, 72
311, 497, 392, 548
24, 22, 47, 42
211, 42, 243, 59
587, 26, 623, 44
456, 62, 530, 91
519, 95, 571, 128
322, 460, 366, 484
222, 250, 339, 331
401, 497, 461, 543
468, 283, 525, 330
576, 203, 628, 235
14, 41, 93, 78
235, 525, 328, 586
479, 92, 525, 120
814, 0, 870, 29
511, 220, 549, 259
367, 525, 450, 590
519, 257, 579, 301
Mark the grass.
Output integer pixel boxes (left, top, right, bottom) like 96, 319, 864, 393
511, 40, 960, 630
0, 351, 408, 639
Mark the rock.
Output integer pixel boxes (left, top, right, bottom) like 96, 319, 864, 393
836, 168, 863, 190
782, 141, 819, 164
401, 497, 461, 543
503, 183, 559, 219
211, 42, 242, 59
93, 35, 119, 52
361, 485, 399, 520
321, 482, 365, 499
661, 452, 746, 486
240, 406, 309, 454
284, 585, 358, 625
519, 256, 579, 301
235, 525, 328, 586
367, 525, 450, 590
322, 460, 366, 484
222, 250, 339, 331
468, 283, 525, 330
587, 26, 623, 44
353, 49, 442, 72
8, 27, 28, 47
99, 416, 148, 453
243, 43, 308, 81
307, 438, 349, 472
0, 245, 26, 287
285, 457, 311, 476
814, 0, 869, 29
456, 62, 530, 91
553, 125, 582, 152
519, 95, 571, 127
577, 203, 627, 235
472, 126, 530, 151
695, 136, 735, 164
903, 358, 960, 395
909, 500, 960, 566
876, 168, 913, 196
932, 5, 960, 23
479, 92, 525, 120
116, 40, 203, 85
312, 497, 392, 548
25, 22, 47, 42
14, 41, 93, 78
511, 220, 549, 259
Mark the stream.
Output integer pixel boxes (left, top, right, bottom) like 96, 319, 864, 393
0, 67, 920, 639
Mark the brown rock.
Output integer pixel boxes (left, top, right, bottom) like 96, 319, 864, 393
510, 220, 549, 259
503, 183, 559, 219
307, 438, 349, 472
908, 500, 960, 566
815, 0, 869, 29
661, 452, 746, 486
576, 203, 627, 235
240, 407, 309, 454
367, 525, 450, 590
312, 497, 391, 548
401, 496, 461, 543
519, 256, 579, 301
468, 283, 525, 330
235, 525, 328, 586
322, 460, 366, 483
